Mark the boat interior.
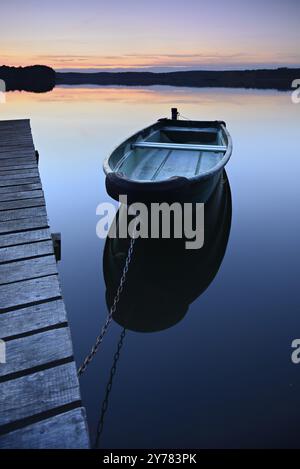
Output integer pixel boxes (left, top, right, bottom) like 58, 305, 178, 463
111, 124, 228, 182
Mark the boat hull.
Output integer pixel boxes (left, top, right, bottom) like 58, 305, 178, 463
104, 118, 232, 203
106, 168, 222, 203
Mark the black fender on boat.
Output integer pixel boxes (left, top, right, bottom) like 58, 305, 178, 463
105, 172, 192, 204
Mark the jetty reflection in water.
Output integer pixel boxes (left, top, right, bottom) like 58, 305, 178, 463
103, 170, 232, 332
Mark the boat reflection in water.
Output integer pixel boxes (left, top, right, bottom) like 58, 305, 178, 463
103, 170, 232, 333
95, 171, 232, 447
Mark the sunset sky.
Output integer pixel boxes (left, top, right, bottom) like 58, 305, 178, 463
0, 0, 299, 71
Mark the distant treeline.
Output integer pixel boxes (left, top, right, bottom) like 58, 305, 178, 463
0, 65, 55, 92
1, 65, 299, 91
56, 68, 300, 90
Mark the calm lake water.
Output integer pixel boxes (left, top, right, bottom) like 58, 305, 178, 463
1, 86, 300, 448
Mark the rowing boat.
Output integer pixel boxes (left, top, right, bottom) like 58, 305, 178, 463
103, 109, 232, 202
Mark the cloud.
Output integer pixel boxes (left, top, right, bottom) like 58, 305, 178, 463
36, 52, 251, 62
10, 50, 300, 70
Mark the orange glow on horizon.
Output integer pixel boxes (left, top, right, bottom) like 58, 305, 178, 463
1, 51, 299, 70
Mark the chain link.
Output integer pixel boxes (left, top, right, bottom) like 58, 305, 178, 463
77, 234, 136, 376
94, 328, 126, 448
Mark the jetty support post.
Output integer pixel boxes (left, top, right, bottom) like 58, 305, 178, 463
51, 233, 61, 262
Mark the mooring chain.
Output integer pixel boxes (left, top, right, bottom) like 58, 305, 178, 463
77, 234, 136, 377
94, 328, 126, 448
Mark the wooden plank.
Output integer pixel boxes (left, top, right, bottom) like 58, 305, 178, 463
0, 130, 32, 134
0, 299, 67, 338
0, 121, 30, 125
0, 138, 33, 144
0, 151, 35, 160
0, 164, 36, 171
0, 216, 48, 234
0, 197, 45, 211
0, 129, 31, 133
0, 206, 47, 222
0, 127, 31, 133
0, 190, 44, 203
0, 140, 33, 146
0, 157, 36, 167
0, 169, 39, 179
0, 136, 32, 142
0, 138, 32, 144
0, 131, 32, 137
0, 138, 33, 143
0, 177, 41, 187
0, 255, 57, 285
0, 133, 32, 139
0, 183, 42, 194
0, 119, 30, 126
0, 147, 34, 154
0, 408, 90, 449
0, 328, 73, 377
0, 119, 89, 448
0, 228, 51, 248
0, 362, 81, 426
0, 133, 31, 138
0, 240, 53, 262
0, 275, 61, 311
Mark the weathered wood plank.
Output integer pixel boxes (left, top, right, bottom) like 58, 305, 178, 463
0, 206, 47, 222
0, 177, 41, 187
0, 137, 32, 143
0, 128, 31, 134
0, 408, 90, 449
0, 140, 33, 146
0, 119, 30, 126
0, 137, 32, 145
0, 328, 73, 377
0, 151, 35, 159
0, 240, 53, 262
0, 157, 36, 167
0, 133, 32, 139
0, 119, 29, 124
0, 197, 45, 211
0, 299, 67, 338
0, 255, 57, 285
0, 362, 81, 426
0, 169, 39, 179
0, 183, 42, 194
0, 216, 48, 234
0, 228, 51, 248
0, 119, 89, 447
0, 190, 44, 203
0, 129, 31, 134
0, 164, 36, 171
0, 147, 34, 155
0, 132, 32, 137
0, 137, 33, 143
0, 275, 61, 311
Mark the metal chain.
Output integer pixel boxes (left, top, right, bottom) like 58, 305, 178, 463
77, 234, 136, 377
94, 328, 126, 448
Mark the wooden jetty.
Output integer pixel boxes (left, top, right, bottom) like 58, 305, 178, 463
0, 119, 90, 448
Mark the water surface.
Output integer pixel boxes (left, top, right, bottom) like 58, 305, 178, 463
1, 86, 299, 448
